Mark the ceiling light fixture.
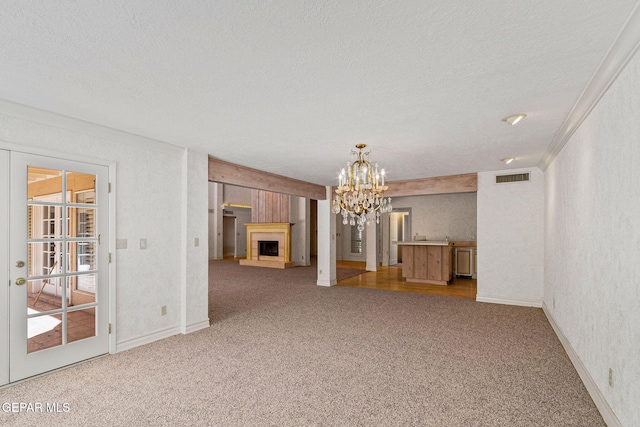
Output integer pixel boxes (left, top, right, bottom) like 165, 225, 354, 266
501, 113, 527, 125
332, 144, 392, 231
501, 157, 516, 164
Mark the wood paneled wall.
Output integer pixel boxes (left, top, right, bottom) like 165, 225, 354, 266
251, 190, 290, 223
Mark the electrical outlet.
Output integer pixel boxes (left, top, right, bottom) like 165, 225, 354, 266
553, 298, 556, 309
140, 238, 147, 250
609, 368, 614, 387
161, 305, 167, 316
194, 237, 199, 247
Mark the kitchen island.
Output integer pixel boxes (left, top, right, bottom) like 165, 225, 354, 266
395, 241, 453, 285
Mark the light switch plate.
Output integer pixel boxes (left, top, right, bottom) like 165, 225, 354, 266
140, 238, 147, 250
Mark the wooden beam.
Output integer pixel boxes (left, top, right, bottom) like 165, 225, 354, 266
385, 173, 477, 197
208, 157, 326, 200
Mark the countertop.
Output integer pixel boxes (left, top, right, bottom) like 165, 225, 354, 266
393, 240, 450, 246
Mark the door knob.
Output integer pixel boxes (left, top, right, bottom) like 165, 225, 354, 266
15, 277, 26, 286
16, 261, 25, 268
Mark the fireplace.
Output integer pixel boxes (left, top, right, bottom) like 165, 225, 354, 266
239, 223, 295, 269
259, 240, 279, 257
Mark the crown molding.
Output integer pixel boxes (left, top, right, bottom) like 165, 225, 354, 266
0, 98, 184, 155
539, 2, 640, 170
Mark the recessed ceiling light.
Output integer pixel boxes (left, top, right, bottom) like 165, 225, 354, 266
501, 157, 516, 164
501, 113, 527, 125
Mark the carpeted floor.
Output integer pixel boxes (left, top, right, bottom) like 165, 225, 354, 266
0, 260, 603, 426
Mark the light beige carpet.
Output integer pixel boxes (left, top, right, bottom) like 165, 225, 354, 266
0, 261, 603, 426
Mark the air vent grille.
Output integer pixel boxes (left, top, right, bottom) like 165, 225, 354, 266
496, 172, 530, 184
223, 210, 234, 215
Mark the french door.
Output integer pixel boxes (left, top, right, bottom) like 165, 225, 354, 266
5, 151, 109, 383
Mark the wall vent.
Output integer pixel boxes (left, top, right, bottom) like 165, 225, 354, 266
223, 209, 234, 215
495, 172, 530, 184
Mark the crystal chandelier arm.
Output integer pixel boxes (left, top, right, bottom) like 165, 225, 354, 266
331, 144, 392, 225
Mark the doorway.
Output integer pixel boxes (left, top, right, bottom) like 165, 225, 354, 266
389, 210, 411, 265
222, 206, 251, 259
1, 150, 110, 384
222, 216, 236, 257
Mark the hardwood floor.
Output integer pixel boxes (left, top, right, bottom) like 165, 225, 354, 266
336, 260, 477, 300
224, 256, 477, 299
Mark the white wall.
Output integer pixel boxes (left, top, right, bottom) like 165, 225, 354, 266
208, 182, 223, 260
544, 47, 640, 427
220, 184, 252, 258
181, 150, 210, 333
316, 188, 336, 286
291, 195, 311, 266
0, 101, 209, 352
389, 193, 476, 241
223, 184, 252, 206
232, 208, 251, 257
476, 167, 544, 306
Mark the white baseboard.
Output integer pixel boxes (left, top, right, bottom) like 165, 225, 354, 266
116, 325, 181, 353
182, 319, 210, 334
542, 303, 621, 427
316, 279, 337, 287
475, 296, 542, 308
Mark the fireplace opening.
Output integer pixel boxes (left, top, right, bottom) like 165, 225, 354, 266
259, 240, 279, 257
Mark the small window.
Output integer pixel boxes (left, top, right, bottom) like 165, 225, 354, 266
351, 226, 363, 254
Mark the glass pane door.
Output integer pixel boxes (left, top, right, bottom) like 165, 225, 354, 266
26, 168, 98, 352
10, 152, 109, 382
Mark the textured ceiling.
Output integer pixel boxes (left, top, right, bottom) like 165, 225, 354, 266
0, 1, 637, 185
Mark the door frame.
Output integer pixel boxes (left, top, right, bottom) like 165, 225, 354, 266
222, 215, 236, 257
0, 141, 117, 386
232, 207, 251, 258
387, 208, 412, 266
0, 149, 9, 386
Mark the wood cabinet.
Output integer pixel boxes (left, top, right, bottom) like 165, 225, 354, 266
397, 242, 453, 285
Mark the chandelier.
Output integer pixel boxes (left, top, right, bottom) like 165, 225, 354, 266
331, 144, 392, 231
